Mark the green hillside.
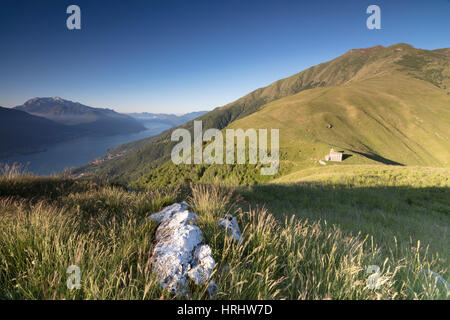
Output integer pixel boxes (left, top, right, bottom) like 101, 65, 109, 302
227, 73, 450, 169
72, 43, 450, 186
273, 165, 450, 186
246, 165, 450, 267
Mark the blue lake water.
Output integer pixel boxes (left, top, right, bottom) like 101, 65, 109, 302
0, 123, 171, 176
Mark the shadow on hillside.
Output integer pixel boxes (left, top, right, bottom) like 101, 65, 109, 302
0, 177, 112, 201
240, 182, 449, 264
240, 182, 448, 247
349, 150, 404, 166
240, 182, 449, 222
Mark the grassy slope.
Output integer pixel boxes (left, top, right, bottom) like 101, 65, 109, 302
274, 165, 450, 186
227, 73, 450, 169
100, 43, 449, 188
245, 165, 450, 265
134, 72, 450, 188
72, 43, 450, 183
224, 43, 450, 171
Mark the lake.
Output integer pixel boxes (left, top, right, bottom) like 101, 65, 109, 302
0, 123, 171, 176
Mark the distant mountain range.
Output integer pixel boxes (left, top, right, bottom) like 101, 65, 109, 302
15, 97, 145, 136
1, 97, 204, 158
127, 111, 207, 127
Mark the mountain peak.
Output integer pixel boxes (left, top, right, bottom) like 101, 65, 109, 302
344, 43, 418, 56
14, 97, 145, 134
347, 45, 385, 54
24, 96, 68, 106
389, 43, 415, 49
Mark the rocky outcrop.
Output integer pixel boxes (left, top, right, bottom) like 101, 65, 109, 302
148, 202, 216, 296
218, 214, 242, 243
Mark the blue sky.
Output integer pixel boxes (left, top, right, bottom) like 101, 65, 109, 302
0, 0, 449, 113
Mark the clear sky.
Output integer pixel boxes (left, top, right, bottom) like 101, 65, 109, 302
0, 0, 449, 113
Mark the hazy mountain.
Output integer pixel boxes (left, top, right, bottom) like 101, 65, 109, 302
1, 97, 147, 158
15, 97, 145, 135
127, 111, 207, 127
0, 106, 77, 157
72, 43, 450, 185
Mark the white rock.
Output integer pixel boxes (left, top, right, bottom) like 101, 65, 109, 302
187, 244, 216, 285
148, 203, 217, 296
219, 214, 242, 242
148, 201, 188, 224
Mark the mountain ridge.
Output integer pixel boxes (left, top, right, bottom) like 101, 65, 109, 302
127, 111, 208, 127
71, 43, 450, 185
15, 97, 146, 135
0, 106, 79, 157
1, 97, 148, 158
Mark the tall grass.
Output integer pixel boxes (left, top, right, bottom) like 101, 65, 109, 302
188, 185, 448, 299
0, 181, 178, 299
0, 162, 29, 179
187, 184, 235, 217
0, 177, 448, 299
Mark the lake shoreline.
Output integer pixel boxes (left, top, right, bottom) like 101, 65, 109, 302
0, 125, 170, 176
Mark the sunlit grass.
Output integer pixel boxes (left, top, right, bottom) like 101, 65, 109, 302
189, 185, 448, 300
0, 169, 448, 299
